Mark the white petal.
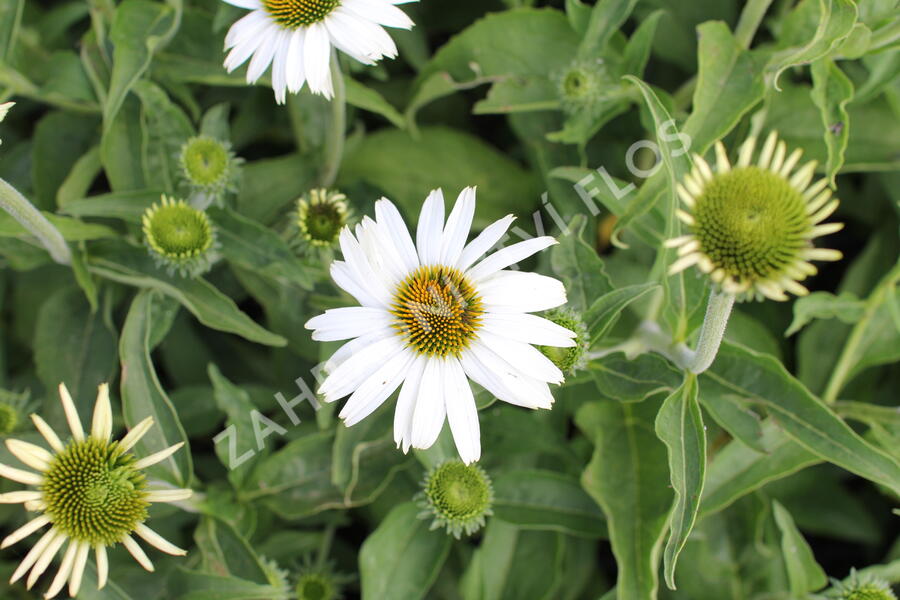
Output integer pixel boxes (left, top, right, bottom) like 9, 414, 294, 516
118, 417, 155, 453
285, 28, 307, 93
323, 328, 394, 373
91, 383, 113, 441
58, 383, 84, 442
270, 29, 292, 104
0, 463, 42, 486
460, 342, 554, 409
339, 228, 393, 305
224, 10, 269, 49
224, 24, 269, 72
304, 22, 334, 98
456, 215, 515, 272
6, 439, 52, 472
476, 331, 565, 383
331, 260, 387, 308
440, 187, 476, 265
145, 489, 193, 503
42, 540, 78, 599
394, 355, 427, 452
133, 442, 185, 470
221, 0, 260, 9
246, 26, 279, 83
356, 217, 407, 287
416, 189, 445, 266
466, 237, 557, 282
324, 11, 380, 65
342, 0, 415, 29
122, 535, 154, 572
135, 524, 187, 556
375, 198, 419, 272
30, 415, 64, 453
340, 349, 415, 426
480, 313, 576, 347
0, 490, 42, 504
305, 307, 392, 342
319, 336, 406, 401
2, 515, 50, 548
67, 541, 91, 598
410, 358, 447, 449
26, 529, 66, 589
478, 271, 567, 313
11, 528, 57, 584
444, 358, 481, 464
95, 545, 108, 589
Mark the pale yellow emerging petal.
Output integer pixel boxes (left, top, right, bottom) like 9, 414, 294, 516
118, 416, 155, 453
95, 544, 108, 589
43, 539, 78, 599
58, 383, 84, 442
122, 535, 155, 572
91, 383, 113, 441
30, 415, 64, 454
11, 528, 57, 583
0, 463, 42, 486
133, 442, 185, 470
135, 523, 187, 556
6, 439, 53, 472
2, 514, 50, 549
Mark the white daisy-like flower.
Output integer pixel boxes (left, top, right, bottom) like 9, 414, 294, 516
221, 0, 416, 102
666, 131, 844, 301
305, 188, 576, 464
0, 383, 192, 598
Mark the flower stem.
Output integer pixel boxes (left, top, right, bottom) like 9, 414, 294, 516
0, 177, 71, 264
319, 53, 346, 188
687, 289, 736, 374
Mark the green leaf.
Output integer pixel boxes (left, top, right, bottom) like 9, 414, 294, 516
810, 57, 854, 185
31, 111, 98, 209
132, 79, 194, 193
119, 289, 192, 486
701, 419, 820, 516
406, 9, 578, 123
682, 21, 767, 151
699, 391, 766, 453
585, 282, 659, 346
550, 216, 614, 313
359, 502, 451, 600
578, 0, 638, 59
589, 352, 683, 403
171, 570, 285, 600
194, 516, 270, 585
344, 76, 404, 128
621, 9, 664, 77
105, 0, 178, 126
654, 374, 704, 591
56, 145, 102, 208
208, 364, 265, 490
705, 342, 900, 497
786, 290, 865, 336
460, 521, 574, 600
210, 207, 314, 291
577, 399, 672, 600
340, 127, 542, 227
101, 96, 146, 191
768, 0, 858, 90
89, 241, 287, 347
492, 469, 606, 538
772, 500, 828, 595
34, 286, 116, 416
0, 210, 116, 241
60, 189, 162, 222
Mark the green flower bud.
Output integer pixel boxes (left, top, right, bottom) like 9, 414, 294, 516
142, 196, 217, 278
538, 308, 588, 375
417, 459, 493, 539
179, 135, 242, 206
295, 188, 351, 248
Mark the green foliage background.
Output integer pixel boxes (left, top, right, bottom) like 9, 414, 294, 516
0, 0, 898, 598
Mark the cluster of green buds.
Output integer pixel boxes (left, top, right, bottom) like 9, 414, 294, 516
142, 196, 217, 278
827, 569, 897, 600
178, 135, 243, 208
417, 459, 494, 539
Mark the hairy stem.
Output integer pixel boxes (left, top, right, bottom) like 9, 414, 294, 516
319, 53, 346, 188
687, 290, 735, 374
0, 177, 71, 264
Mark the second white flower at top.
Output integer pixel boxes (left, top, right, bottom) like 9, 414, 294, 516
221, 0, 416, 102
305, 188, 576, 464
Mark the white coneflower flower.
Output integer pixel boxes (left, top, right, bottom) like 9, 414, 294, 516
0, 383, 192, 598
305, 187, 576, 464
666, 131, 844, 301
221, 0, 416, 102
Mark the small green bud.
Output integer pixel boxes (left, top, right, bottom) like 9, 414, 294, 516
142, 195, 217, 277
830, 569, 897, 600
538, 308, 588, 374
557, 59, 615, 116
417, 459, 493, 539
178, 135, 242, 206
295, 188, 351, 248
